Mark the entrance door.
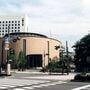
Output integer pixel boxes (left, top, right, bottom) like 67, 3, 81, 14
27, 54, 42, 68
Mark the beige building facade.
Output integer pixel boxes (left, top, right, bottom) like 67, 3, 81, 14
1, 32, 62, 69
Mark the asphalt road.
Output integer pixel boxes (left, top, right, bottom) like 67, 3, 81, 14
0, 72, 90, 90
37, 82, 90, 90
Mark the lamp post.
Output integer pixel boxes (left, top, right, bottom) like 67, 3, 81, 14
4, 25, 11, 75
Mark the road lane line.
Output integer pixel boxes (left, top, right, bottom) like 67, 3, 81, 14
72, 85, 90, 90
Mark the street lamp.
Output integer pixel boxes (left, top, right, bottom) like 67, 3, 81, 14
4, 37, 11, 75
5, 25, 11, 75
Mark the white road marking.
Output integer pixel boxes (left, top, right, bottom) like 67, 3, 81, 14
0, 79, 67, 90
31, 81, 67, 88
23, 87, 34, 89
72, 85, 90, 90
13, 88, 25, 90
0, 86, 7, 89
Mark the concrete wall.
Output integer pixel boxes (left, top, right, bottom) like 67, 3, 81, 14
11, 36, 61, 67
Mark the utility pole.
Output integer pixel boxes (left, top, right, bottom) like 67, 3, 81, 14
47, 41, 50, 66
66, 41, 69, 57
66, 41, 69, 75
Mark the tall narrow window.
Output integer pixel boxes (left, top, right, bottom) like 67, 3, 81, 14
22, 18, 24, 26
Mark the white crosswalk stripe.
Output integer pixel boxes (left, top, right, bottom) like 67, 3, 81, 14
0, 79, 67, 90
23, 87, 34, 89
72, 85, 90, 90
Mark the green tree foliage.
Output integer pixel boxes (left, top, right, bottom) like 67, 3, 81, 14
17, 51, 26, 71
73, 34, 90, 72
8, 49, 16, 69
48, 60, 61, 73
48, 56, 71, 74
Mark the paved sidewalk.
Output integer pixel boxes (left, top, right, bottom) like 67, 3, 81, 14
24, 73, 76, 81
12, 70, 76, 81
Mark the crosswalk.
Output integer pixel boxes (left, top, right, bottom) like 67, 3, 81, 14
72, 85, 90, 90
0, 79, 67, 90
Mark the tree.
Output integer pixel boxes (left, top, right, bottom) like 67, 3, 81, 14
17, 51, 26, 71
73, 34, 90, 73
8, 49, 16, 69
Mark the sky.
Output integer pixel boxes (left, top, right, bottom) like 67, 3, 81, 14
0, 0, 90, 52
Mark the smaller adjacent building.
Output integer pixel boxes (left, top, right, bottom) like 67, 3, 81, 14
1, 32, 62, 69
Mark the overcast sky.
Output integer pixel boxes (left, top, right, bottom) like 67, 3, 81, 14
0, 0, 90, 51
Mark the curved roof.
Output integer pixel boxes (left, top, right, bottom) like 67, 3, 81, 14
4, 32, 61, 43
4, 32, 48, 38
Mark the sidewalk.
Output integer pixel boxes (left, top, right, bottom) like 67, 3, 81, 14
13, 70, 76, 81
24, 73, 76, 81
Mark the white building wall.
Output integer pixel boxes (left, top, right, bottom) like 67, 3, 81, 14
0, 15, 29, 37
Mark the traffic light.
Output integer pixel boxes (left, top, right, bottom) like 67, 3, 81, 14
55, 46, 60, 50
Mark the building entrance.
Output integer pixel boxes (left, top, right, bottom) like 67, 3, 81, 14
27, 54, 42, 68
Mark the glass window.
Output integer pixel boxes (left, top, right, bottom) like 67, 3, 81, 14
2, 30, 4, 32
15, 30, 17, 32
6, 27, 7, 29
0, 21, 1, 23
2, 21, 4, 23
22, 18, 24, 26
12, 21, 14, 23
18, 30, 20, 32
5, 30, 7, 32
12, 24, 14, 26
18, 24, 20, 26
15, 27, 17, 29
15, 21, 17, 23
2, 27, 4, 29
9, 21, 10, 23
2, 24, 4, 26
12, 30, 13, 32
6, 24, 7, 26
18, 27, 20, 29
6, 21, 7, 23
12, 27, 13, 29
15, 24, 17, 26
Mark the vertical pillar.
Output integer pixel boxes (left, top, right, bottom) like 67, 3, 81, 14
47, 41, 50, 65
